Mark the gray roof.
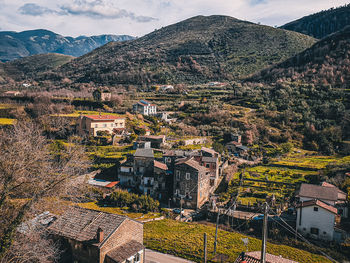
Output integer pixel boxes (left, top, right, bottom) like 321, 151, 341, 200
48, 207, 126, 243
134, 148, 154, 158
237, 145, 249, 151
297, 183, 339, 201
176, 157, 208, 172
106, 240, 144, 263
202, 156, 218, 163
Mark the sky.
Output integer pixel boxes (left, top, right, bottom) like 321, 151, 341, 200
0, 0, 349, 37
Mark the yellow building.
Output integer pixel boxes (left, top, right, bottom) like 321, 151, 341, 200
78, 115, 125, 137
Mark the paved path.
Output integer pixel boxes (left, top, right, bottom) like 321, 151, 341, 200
145, 249, 195, 263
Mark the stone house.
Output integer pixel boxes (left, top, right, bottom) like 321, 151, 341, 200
93, 89, 112, 102
77, 115, 125, 137
133, 141, 151, 150
133, 100, 157, 116
133, 148, 155, 187
173, 157, 211, 209
141, 160, 168, 200
138, 135, 166, 148
48, 207, 144, 263
118, 158, 134, 188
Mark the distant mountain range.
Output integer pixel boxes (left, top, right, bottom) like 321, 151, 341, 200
281, 4, 350, 39
0, 29, 134, 62
43, 15, 315, 85
248, 26, 350, 87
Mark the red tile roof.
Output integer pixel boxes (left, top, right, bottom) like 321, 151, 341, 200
105, 181, 119, 188
296, 199, 338, 214
84, 115, 124, 121
154, 160, 167, 170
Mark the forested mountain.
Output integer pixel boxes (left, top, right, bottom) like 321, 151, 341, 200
44, 15, 316, 86
0, 29, 134, 62
281, 4, 350, 39
0, 53, 73, 83
248, 26, 350, 87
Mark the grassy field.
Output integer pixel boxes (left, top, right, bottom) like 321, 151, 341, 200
144, 219, 330, 263
77, 202, 162, 221
0, 118, 16, 125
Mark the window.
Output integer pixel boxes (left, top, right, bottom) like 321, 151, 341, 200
186, 173, 190, 180
175, 189, 180, 195
313, 207, 318, 212
134, 252, 141, 263
206, 163, 210, 168
166, 157, 171, 163
323, 231, 327, 235
176, 170, 180, 180
95, 124, 98, 128
310, 227, 319, 235
103, 123, 107, 128
111, 123, 114, 127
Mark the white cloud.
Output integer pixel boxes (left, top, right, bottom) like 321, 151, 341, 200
0, 0, 349, 37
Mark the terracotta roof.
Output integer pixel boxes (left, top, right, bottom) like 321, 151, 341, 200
176, 157, 208, 172
296, 199, 338, 214
134, 148, 154, 158
84, 115, 124, 121
106, 240, 144, 263
296, 183, 338, 201
154, 160, 167, 170
105, 181, 119, 188
48, 207, 126, 243
235, 252, 298, 263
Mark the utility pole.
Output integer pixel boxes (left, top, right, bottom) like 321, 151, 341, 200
261, 202, 268, 263
214, 210, 220, 254
203, 233, 207, 263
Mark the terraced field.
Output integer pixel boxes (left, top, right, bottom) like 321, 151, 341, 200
144, 219, 330, 263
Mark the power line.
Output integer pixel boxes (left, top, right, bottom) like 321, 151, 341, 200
268, 207, 338, 263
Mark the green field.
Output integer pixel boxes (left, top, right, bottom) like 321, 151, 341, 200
144, 219, 330, 263
77, 202, 161, 221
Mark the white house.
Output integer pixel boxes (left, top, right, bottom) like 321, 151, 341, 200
133, 100, 157, 116
296, 183, 348, 217
296, 199, 338, 241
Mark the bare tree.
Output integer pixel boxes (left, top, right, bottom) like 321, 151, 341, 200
0, 121, 90, 258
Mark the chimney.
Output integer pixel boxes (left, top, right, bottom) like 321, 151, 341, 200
97, 227, 104, 243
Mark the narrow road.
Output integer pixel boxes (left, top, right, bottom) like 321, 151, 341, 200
145, 249, 195, 263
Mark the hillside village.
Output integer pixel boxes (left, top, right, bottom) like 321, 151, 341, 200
0, 3, 350, 263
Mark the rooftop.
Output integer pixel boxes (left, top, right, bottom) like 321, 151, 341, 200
88, 178, 119, 188
235, 252, 298, 263
201, 147, 218, 156
48, 207, 127, 243
154, 160, 168, 170
296, 199, 338, 214
84, 115, 124, 121
134, 148, 154, 158
106, 240, 144, 263
296, 183, 339, 201
176, 157, 208, 172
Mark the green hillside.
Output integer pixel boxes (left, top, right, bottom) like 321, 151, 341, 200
48, 15, 316, 86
